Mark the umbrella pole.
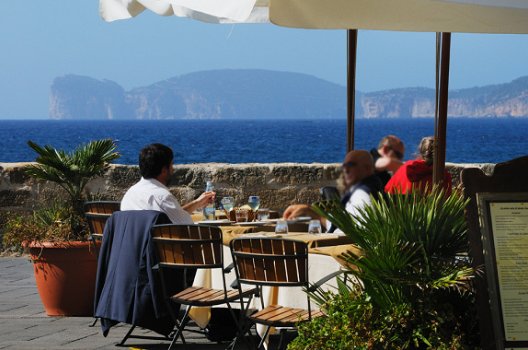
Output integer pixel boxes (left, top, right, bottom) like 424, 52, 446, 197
347, 29, 358, 152
433, 32, 451, 185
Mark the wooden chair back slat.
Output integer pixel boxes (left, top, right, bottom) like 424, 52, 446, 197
152, 224, 223, 269
231, 238, 308, 286
271, 240, 288, 282
85, 213, 112, 236
261, 240, 277, 282
84, 201, 121, 214
252, 239, 266, 281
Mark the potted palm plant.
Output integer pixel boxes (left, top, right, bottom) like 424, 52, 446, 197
289, 189, 481, 349
2, 139, 120, 316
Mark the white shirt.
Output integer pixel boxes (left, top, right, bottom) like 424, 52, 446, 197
326, 184, 373, 233
121, 177, 194, 225
344, 184, 372, 218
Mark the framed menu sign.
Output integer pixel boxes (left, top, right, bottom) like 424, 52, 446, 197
477, 192, 528, 349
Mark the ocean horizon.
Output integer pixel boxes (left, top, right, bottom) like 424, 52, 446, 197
0, 118, 526, 165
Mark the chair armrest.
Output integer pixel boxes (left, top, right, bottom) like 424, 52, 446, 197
307, 270, 344, 292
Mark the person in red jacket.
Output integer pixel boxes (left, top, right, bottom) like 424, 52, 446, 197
385, 136, 452, 195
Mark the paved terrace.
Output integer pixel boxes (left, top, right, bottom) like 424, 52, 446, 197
0, 257, 248, 350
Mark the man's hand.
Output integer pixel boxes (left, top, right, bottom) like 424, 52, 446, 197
283, 204, 318, 220
183, 191, 215, 214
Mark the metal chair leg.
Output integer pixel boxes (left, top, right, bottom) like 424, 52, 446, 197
168, 307, 191, 350
118, 325, 135, 346
257, 326, 272, 350
277, 329, 287, 350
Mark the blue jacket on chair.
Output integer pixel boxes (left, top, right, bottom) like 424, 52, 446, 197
94, 210, 174, 336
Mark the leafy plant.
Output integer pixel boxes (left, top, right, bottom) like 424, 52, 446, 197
25, 139, 120, 216
2, 203, 82, 249
290, 289, 477, 350
289, 188, 480, 349
2, 139, 120, 248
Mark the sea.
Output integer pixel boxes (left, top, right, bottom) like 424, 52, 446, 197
0, 118, 527, 165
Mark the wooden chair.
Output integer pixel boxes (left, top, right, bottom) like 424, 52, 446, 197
152, 224, 256, 350
84, 201, 120, 255
230, 237, 324, 350
83, 201, 120, 328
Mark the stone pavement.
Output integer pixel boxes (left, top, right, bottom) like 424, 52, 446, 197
0, 257, 232, 350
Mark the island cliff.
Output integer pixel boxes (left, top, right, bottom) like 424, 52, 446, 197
49, 70, 528, 119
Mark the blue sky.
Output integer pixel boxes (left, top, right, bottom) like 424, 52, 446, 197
1, 1, 528, 118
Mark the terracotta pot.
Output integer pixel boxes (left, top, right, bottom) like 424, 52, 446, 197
27, 241, 98, 316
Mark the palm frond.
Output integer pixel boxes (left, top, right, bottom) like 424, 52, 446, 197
312, 186, 475, 309
25, 139, 120, 216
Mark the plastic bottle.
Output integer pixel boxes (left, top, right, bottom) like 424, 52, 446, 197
203, 181, 215, 220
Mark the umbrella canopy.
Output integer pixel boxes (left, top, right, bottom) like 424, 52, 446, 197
270, 0, 528, 33
100, 0, 269, 23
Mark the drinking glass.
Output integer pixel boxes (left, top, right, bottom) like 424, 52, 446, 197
221, 196, 234, 212
235, 209, 248, 223
247, 196, 260, 212
307, 220, 322, 235
275, 219, 289, 234
203, 206, 215, 220
257, 208, 270, 221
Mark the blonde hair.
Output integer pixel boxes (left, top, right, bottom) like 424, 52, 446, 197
418, 136, 435, 166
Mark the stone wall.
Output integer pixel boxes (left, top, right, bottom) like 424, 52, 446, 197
0, 162, 495, 217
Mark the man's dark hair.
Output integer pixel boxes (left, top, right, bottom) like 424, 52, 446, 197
139, 143, 174, 179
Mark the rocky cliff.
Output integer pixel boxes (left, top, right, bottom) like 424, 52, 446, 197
49, 71, 528, 119
50, 70, 346, 120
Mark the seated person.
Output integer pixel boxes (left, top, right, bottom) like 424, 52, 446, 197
370, 135, 405, 187
283, 150, 384, 231
385, 136, 452, 195
121, 143, 215, 224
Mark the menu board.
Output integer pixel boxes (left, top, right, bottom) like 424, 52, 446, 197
478, 193, 528, 347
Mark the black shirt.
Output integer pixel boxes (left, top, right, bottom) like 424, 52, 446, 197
370, 148, 392, 188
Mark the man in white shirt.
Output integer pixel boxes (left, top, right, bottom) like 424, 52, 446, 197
121, 143, 214, 224
283, 150, 383, 231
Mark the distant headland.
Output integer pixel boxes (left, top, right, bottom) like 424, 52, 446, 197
49, 70, 528, 119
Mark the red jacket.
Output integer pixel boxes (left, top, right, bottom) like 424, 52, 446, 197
385, 159, 452, 195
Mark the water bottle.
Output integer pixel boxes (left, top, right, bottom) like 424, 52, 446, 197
203, 181, 215, 220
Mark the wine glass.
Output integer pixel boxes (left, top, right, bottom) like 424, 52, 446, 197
248, 195, 260, 211
275, 219, 288, 234
308, 220, 322, 235
247, 196, 260, 221
221, 196, 234, 212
